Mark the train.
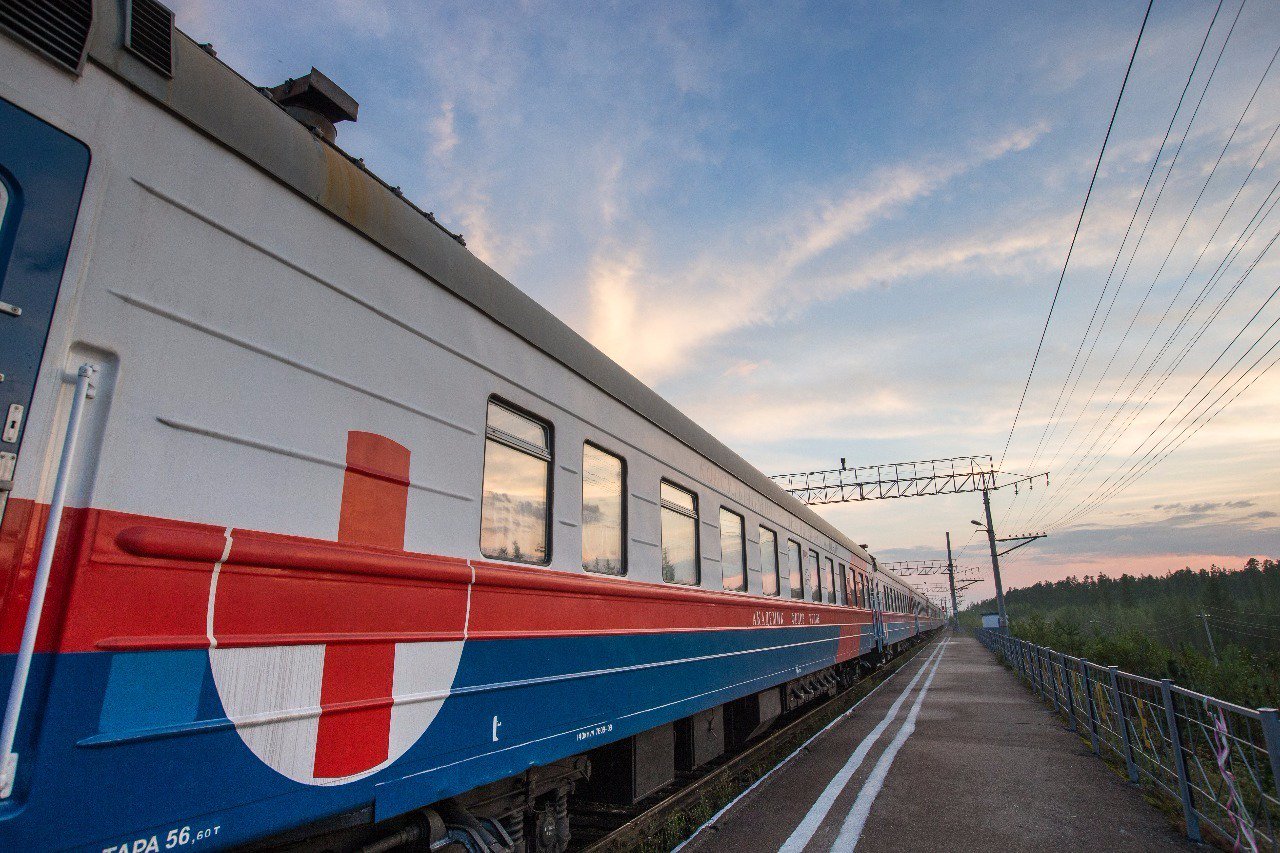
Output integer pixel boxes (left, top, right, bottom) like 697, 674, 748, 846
0, 2, 942, 851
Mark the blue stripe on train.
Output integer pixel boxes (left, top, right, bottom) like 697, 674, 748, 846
0, 622, 907, 851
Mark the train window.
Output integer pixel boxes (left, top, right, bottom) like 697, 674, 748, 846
720, 508, 746, 592
838, 563, 848, 606
759, 527, 779, 596
806, 550, 821, 603
788, 540, 804, 599
581, 443, 625, 575
481, 400, 551, 564
823, 557, 835, 604
660, 481, 699, 585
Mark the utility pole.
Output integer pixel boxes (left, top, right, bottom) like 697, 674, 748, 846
981, 489, 1007, 632
1199, 613, 1219, 664
945, 531, 959, 628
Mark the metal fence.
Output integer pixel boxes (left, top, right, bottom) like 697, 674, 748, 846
976, 628, 1280, 851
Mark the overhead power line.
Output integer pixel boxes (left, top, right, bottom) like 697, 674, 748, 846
996, 0, 1156, 471
1051, 312, 1280, 529
1006, 1, 1263, 531
1013, 30, 1280, 531
1011, 0, 1229, 501
1021, 175, 1280, 529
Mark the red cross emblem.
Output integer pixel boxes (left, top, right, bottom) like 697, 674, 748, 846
205, 431, 464, 784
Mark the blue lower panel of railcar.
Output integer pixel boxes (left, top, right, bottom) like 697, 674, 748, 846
0, 624, 885, 851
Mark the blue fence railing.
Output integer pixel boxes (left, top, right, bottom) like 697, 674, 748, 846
976, 628, 1280, 851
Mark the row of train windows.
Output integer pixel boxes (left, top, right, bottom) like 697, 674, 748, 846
479, 398, 906, 608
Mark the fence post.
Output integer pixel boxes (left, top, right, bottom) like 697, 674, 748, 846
1049, 648, 1059, 706
1052, 652, 1064, 713
1063, 655, 1077, 732
1159, 678, 1201, 843
1036, 646, 1047, 697
1029, 640, 1039, 696
1054, 653, 1066, 714
1260, 708, 1280, 807
1110, 666, 1138, 784
1079, 659, 1100, 754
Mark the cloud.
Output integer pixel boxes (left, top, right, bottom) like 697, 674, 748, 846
584, 123, 1053, 383
429, 101, 459, 159
724, 360, 762, 378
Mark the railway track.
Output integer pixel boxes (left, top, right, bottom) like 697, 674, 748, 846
571, 636, 938, 853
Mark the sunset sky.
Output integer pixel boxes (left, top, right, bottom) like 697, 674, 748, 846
174, 1, 1280, 609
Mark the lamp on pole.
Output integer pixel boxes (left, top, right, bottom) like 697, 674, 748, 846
972, 490, 1007, 631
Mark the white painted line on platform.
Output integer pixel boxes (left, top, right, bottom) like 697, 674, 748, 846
833, 640, 948, 851
671, 638, 943, 853
777, 641, 944, 853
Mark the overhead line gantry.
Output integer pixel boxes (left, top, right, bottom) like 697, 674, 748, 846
770, 455, 1049, 630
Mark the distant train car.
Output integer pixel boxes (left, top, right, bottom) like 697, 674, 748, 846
0, 3, 942, 850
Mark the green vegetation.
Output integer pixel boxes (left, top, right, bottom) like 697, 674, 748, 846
960, 558, 1280, 709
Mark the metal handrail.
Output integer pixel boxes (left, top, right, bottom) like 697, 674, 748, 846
0, 363, 96, 798
976, 627, 1280, 850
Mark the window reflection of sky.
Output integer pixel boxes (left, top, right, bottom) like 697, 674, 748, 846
661, 505, 697, 585
583, 445, 624, 574
720, 509, 744, 591
481, 438, 548, 562
760, 528, 779, 596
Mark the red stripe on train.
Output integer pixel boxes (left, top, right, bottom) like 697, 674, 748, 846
1, 508, 878, 659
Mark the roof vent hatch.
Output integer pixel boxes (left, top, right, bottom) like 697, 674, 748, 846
266, 68, 358, 143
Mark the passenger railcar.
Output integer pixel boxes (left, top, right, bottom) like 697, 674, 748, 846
0, 3, 942, 850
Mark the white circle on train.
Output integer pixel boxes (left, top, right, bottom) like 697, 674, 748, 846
207, 577, 464, 785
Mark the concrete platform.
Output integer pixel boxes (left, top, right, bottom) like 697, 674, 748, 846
679, 633, 1194, 852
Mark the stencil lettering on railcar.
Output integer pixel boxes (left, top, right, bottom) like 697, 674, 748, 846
575, 723, 614, 742
102, 823, 221, 853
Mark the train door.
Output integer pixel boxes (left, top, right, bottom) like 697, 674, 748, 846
0, 97, 89, 526
871, 580, 885, 653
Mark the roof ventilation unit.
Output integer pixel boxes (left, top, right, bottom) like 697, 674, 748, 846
124, 0, 174, 77
266, 68, 359, 143
0, 0, 93, 73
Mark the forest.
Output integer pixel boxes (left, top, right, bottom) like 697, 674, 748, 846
959, 558, 1280, 709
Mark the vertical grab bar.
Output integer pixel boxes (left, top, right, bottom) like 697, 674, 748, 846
0, 363, 96, 798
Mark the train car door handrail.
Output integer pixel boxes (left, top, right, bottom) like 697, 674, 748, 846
0, 363, 97, 798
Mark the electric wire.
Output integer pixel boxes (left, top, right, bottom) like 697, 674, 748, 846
1203, 617, 1274, 637
1008, 14, 1273, 531
1206, 614, 1280, 634
1009, 0, 1228, 510
1002, 0, 1249, 531
1028, 180, 1280, 530
996, 0, 1155, 473
1020, 51, 1280, 533
1027, 186, 1280, 529
1050, 315, 1280, 529
1046, 228, 1280, 529
1051, 300, 1280, 529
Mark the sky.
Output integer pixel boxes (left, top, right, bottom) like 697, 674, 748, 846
172, 0, 1280, 610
